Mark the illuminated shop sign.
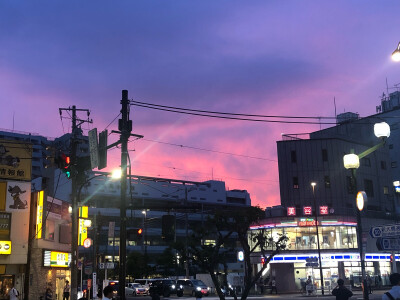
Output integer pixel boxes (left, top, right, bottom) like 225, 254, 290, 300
298, 218, 319, 226
287, 207, 296, 216
303, 206, 312, 215
319, 206, 329, 215
0, 241, 11, 254
43, 250, 71, 267
0, 212, 11, 240
36, 191, 44, 239
249, 220, 357, 230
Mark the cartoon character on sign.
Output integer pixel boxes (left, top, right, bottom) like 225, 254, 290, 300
8, 185, 27, 209
0, 145, 20, 168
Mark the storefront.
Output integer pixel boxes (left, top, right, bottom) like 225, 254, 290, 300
250, 216, 398, 293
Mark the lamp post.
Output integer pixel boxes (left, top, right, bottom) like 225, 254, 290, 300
311, 182, 324, 295
343, 121, 390, 300
392, 41, 400, 62
142, 210, 147, 257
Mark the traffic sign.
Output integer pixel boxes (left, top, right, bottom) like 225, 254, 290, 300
369, 224, 400, 238
376, 238, 400, 251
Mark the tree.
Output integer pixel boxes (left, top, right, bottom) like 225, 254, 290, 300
187, 206, 288, 300
126, 251, 148, 279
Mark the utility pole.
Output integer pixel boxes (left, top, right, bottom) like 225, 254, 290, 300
59, 106, 92, 300
118, 90, 130, 300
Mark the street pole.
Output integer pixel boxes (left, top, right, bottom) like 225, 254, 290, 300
59, 105, 92, 300
311, 183, 324, 295
185, 187, 189, 278
351, 169, 369, 300
71, 105, 79, 300
118, 90, 131, 300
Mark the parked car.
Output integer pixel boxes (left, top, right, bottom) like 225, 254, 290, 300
127, 283, 149, 296
176, 279, 210, 297
109, 281, 135, 298
149, 279, 177, 297
134, 279, 154, 294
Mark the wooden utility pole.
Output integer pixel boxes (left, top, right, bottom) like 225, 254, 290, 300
59, 106, 92, 300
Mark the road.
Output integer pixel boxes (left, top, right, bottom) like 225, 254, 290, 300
122, 291, 387, 300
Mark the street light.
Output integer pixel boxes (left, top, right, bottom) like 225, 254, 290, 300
343, 121, 390, 300
392, 41, 400, 62
311, 182, 324, 295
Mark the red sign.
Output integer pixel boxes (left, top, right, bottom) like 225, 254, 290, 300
303, 206, 312, 215
287, 207, 296, 216
320, 206, 329, 215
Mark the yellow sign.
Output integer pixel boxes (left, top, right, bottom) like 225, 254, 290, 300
79, 206, 88, 218
0, 241, 11, 254
79, 218, 88, 246
43, 250, 70, 267
36, 191, 44, 239
0, 140, 32, 181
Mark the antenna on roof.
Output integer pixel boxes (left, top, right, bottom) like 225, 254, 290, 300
334, 97, 337, 124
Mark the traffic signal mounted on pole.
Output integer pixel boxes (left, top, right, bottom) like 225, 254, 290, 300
137, 228, 143, 240
55, 153, 71, 179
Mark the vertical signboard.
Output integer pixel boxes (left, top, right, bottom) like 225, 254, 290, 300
79, 219, 88, 246
36, 191, 44, 239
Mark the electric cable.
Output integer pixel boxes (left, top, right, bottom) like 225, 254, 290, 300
131, 103, 337, 125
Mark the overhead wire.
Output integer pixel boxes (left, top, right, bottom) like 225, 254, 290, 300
131, 102, 338, 125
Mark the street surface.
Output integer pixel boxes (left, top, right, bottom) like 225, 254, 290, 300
121, 290, 387, 300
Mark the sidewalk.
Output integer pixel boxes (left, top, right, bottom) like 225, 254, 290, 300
246, 289, 386, 299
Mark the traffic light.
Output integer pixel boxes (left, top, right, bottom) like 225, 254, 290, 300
55, 153, 71, 179
137, 228, 143, 240
390, 254, 394, 263
261, 257, 265, 265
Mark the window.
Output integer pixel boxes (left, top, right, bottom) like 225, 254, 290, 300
381, 161, 387, 170
364, 179, 374, 197
45, 220, 55, 241
392, 162, 397, 168
291, 151, 297, 163
293, 177, 299, 189
384, 186, 389, 195
361, 157, 371, 167
324, 176, 331, 188
322, 149, 328, 162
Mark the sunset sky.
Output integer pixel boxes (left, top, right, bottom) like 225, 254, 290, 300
1, 1, 399, 207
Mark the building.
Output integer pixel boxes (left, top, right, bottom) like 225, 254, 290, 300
249, 99, 400, 293
52, 171, 251, 286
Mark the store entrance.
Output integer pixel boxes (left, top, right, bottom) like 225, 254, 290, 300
0, 275, 14, 300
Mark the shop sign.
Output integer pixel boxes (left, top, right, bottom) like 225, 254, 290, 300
36, 191, 44, 239
79, 219, 88, 246
0, 140, 32, 181
0, 212, 11, 239
0, 241, 11, 254
319, 206, 329, 215
303, 206, 312, 215
43, 250, 71, 267
298, 218, 319, 227
287, 207, 296, 216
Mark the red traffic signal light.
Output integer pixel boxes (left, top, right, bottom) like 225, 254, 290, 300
55, 153, 71, 178
137, 228, 143, 235
390, 254, 394, 263
261, 257, 265, 265
137, 228, 143, 239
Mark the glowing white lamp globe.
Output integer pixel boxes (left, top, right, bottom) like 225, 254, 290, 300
343, 154, 360, 169
374, 122, 390, 138
392, 42, 400, 62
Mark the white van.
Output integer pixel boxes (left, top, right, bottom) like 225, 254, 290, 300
134, 279, 154, 293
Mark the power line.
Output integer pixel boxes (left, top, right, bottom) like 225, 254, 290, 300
131, 102, 338, 125
131, 100, 337, 120
137, 138, 277, 162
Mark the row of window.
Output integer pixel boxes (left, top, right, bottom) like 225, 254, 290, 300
292, 176, 389, 197
290, 150, 397, 168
